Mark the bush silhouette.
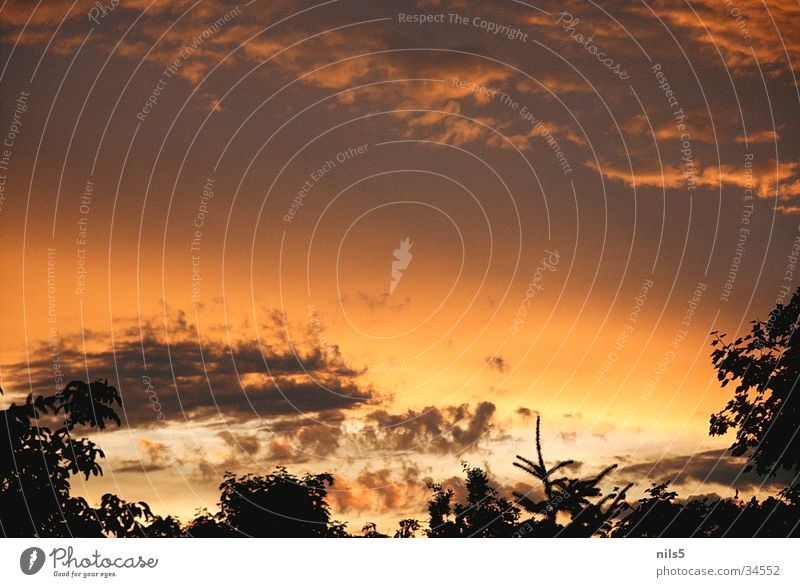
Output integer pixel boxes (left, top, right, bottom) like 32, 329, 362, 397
187, 468, 347, 537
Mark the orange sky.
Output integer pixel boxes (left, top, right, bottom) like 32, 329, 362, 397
2, 0, 800, 530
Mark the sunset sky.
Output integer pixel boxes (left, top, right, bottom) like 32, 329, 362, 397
2, 0, 800, 530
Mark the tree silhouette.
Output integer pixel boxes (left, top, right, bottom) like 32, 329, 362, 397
187, 467, 347, 537
360, 522, 389, 537
610, 482, 702, 537
95, 493, 182, 538
183, 508, 232, 537
710, 287, 800, 476
513, 416, 630, 537
393, 518, 420, 538
426, 482, 460, 537
1, 378, 353, 538
0, 380, 170, 537
610, 481, 800, 537
426, 463, 520, 537
138, 513, 184, 537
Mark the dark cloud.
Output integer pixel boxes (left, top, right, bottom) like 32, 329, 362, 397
161, 399, 502, 474
241, 401, 503, 466
296, 424, 341, 456
618, 449, 796, 493
3, 318, 378, 428
360, 401, 498, 455
213, 400, 504, 467
341, 291, 411, 312
217, 431, 260, 455
265, 439, 297, 463
515, 406, 539, 420
485, 355, 508, 373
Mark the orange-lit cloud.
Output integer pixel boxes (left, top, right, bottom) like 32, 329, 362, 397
628, 0, 800, 75
736, 129, 780, 144
589, 157, 800, 201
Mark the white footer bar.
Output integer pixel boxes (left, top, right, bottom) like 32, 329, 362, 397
1, 538, 796, 585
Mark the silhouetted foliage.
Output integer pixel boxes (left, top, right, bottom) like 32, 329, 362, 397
427, 463, 520, 537
139, 514, 184, 538
393, 518, 420, 538
611, 482, 702, 537
187, 468, 347, 537
611, 481, 800, 537
511, 416, 630, 537
360, 522, 389, 538
0, 380, 150, 537
95, 494, 182, 537
184, 508, 233, 538
710, 287, 800, 476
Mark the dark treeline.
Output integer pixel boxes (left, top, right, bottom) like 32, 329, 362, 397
3, 290, 800, 538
